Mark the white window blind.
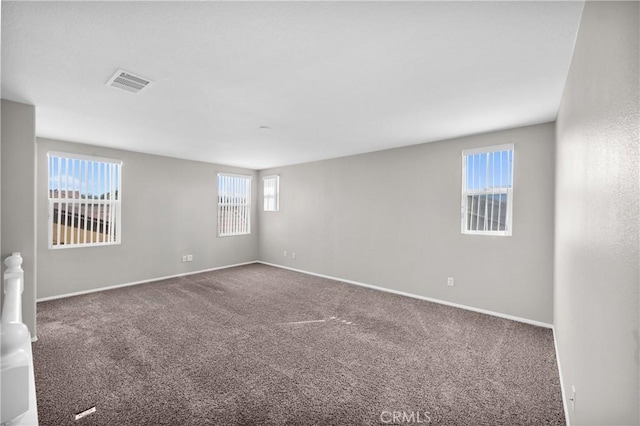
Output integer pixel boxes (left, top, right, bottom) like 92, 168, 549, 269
263, 175, 279, 211
218, 173, 251, 237
461, 144, 514, 236
47, 152, 122, 248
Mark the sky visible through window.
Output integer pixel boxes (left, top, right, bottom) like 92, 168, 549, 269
218, 176, 250, 199
466, 150, 513, 191
48, 155, 120, 198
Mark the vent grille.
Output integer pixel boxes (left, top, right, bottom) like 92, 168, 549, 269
106, 69, 151, 94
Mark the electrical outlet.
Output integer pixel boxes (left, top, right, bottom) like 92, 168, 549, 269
292, 252, 296, 259
284, 251, 287, 257
447, 277, 454, 286
181, 255, 187, 263
186, 254, 193, 262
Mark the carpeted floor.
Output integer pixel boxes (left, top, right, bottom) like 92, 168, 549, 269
33, 263, 565, 425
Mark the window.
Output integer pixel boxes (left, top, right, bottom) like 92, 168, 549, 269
263, 175, 279, 211
47, 152, 122, 248
218, 173, 251, 236
461, 144, 514, 236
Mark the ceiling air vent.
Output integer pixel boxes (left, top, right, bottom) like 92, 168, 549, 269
106, 69, 151, 94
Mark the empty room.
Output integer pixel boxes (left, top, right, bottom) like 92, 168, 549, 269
1, 1, 638, 425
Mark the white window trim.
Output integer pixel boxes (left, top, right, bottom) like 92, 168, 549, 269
217, 173, 252, 237
263, 175, 280, 212
47, 151, 123, 249
48, 151, 123, 166
461, 144, 514, 236
460, 143, 514, 157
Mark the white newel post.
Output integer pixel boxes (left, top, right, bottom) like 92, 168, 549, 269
1, 253, 32, 426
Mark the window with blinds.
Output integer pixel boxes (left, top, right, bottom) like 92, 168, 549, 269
218, 173, 251, 237
263, 175, 279, 212
461, 144, 514, 236
47, 152, 122, 248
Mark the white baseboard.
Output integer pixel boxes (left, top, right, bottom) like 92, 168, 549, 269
553, 327, 570, 426
39, 260, 555, 330
258, 261, 553, 329
36, 261, 257, 302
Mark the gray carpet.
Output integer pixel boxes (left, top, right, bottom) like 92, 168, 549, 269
33, 263, 565, 425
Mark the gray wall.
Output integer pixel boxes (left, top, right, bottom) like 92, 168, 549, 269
1, 99, 37, 337
258, 122, 555, 324
36, 138, 258, 299
554, 2, 639, 425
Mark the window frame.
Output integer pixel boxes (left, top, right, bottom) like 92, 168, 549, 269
217, 173, 252, 237
461, 143, 514, 237
47, 151, 123, 249
263, 175, 280, 212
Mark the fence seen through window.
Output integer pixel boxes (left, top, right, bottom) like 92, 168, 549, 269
461, 144, 514, 236
218, 173, 251, 236
47, 152, 122, 248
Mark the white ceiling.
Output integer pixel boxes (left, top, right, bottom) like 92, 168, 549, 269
2, 1, 584, 170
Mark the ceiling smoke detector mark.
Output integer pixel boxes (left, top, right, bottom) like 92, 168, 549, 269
106, 69, 151, 94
